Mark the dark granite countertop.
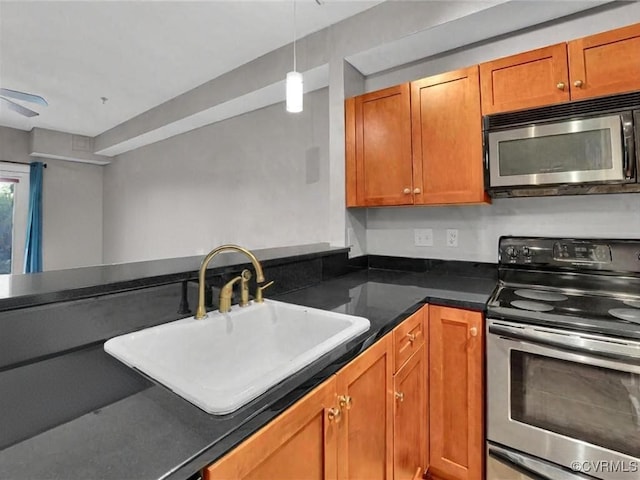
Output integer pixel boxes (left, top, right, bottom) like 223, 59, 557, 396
0, 267, 496, 480
0, 243, 347, 311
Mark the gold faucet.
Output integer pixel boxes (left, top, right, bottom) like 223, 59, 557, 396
195, 245, 266, 319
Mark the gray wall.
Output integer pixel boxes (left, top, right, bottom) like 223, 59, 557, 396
0, 126, 103, 271
42, 158, 103, 270
102, 88, 329, 264
363, 2, 640, 262
0, 126, 31, 163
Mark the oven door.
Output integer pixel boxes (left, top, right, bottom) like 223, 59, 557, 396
487, 319, 640, 480
487, 442, 595, 480
487, 113, 633, 188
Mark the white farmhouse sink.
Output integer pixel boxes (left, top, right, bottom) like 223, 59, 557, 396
104, 299, 370, 414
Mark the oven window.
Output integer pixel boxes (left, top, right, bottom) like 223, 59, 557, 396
499, 129, 613, 176
510, 351, 640, 457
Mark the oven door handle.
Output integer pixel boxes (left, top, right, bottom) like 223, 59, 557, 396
488, 323, 640, 363
488, 444, 594, 480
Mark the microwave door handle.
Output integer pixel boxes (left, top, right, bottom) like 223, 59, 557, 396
621, 111, 635, 179
488, 445, 594, 480
488, 323, 640, 362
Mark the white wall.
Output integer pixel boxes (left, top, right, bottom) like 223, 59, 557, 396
367, 195, 640, 263
0, 126, 103, 271
363, 2, 640, 263
102, 88, 329, 264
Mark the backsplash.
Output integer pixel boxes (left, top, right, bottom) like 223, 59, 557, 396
366, 193, 640, 263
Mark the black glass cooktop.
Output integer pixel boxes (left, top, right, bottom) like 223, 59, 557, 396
489, 237, 640, 340
488, 283, 640, 340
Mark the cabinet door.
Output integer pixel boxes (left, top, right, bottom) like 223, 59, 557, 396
428, 305, 484, 480
568, 22, 640, 101
337, 335, 393, 480
393, 343, 427, 480
204, 377, 338, 480
348, 84, 414, 207
479, 43, 570, 114
411, 66, 488, 205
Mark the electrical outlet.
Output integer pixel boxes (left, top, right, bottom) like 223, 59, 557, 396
446, 229, 459, 247
414, 228, 433, 247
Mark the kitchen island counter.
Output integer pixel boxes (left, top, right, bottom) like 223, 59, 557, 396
0, 262, 496, 480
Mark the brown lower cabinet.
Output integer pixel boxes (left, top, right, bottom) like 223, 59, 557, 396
427, 305, 484, 480
393, 341, 427, 480
204, 304, 483, 480
204, 335, 393, 480
203, 376, 339, 480
337, 334, 394, 480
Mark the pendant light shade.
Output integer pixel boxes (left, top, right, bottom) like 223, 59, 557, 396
286, 71, 303, 113
286, 0, 303, 113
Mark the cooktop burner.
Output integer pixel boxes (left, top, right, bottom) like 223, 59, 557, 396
609, 308, 640, 324
623, 299, 640, 309
510, 300, 554, 312
487, 237, 640, 340
514, 289, 568, 302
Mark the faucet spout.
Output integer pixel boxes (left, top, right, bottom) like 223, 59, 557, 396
194, 245, 265, 319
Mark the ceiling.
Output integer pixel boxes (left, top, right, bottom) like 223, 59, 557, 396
0, 0, 381, 136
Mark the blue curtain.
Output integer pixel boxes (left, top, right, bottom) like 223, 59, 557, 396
24, 162, 44, 273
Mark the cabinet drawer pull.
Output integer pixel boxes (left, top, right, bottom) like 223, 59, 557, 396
338, 395, 353, 410
412, 467, 424, 480
327, 407, 342, 422
395, 391, 404, 402
407, 333, 416, 343
470, 326, 478, 337
413, 188, 421, 194
556, 82, 565, 90
574, 79, 584, 88
403, 188, 411, 194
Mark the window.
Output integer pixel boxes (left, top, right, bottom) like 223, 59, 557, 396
0, 163, 30, 274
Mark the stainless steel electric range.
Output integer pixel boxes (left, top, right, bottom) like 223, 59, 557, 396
486, 237, 640, 480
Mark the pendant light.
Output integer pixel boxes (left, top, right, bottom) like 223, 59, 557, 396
286, 0, 303, 113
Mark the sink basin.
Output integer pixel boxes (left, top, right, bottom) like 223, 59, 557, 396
104, 299, 370, 414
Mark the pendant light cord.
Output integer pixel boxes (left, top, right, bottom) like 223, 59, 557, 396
293, 0, 297, 72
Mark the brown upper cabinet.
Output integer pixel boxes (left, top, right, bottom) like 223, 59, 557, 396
411, 66, 489, 205
345, 84, 413, 207
568, 22, 640, 101
481, 22, 640, 114
479, 43, 570, 114
346, 67, 489, 207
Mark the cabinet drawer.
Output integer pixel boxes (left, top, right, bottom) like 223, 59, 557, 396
393, 307, 425, 373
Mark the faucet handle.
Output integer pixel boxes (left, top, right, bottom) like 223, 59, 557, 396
219, 275, 242, 314
255, 280, 274, 303
239, 269, 252, 307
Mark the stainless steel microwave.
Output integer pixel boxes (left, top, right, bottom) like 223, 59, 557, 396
483, 92, 640, 197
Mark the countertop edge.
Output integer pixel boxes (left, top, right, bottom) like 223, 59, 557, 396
0, 244, 348, 312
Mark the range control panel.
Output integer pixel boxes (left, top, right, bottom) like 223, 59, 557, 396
498, 237, 640, 272
552, 242, 611, 263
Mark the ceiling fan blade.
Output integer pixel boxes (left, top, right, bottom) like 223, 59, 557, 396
0, 88, 48, 106
0, 96, 39, 117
